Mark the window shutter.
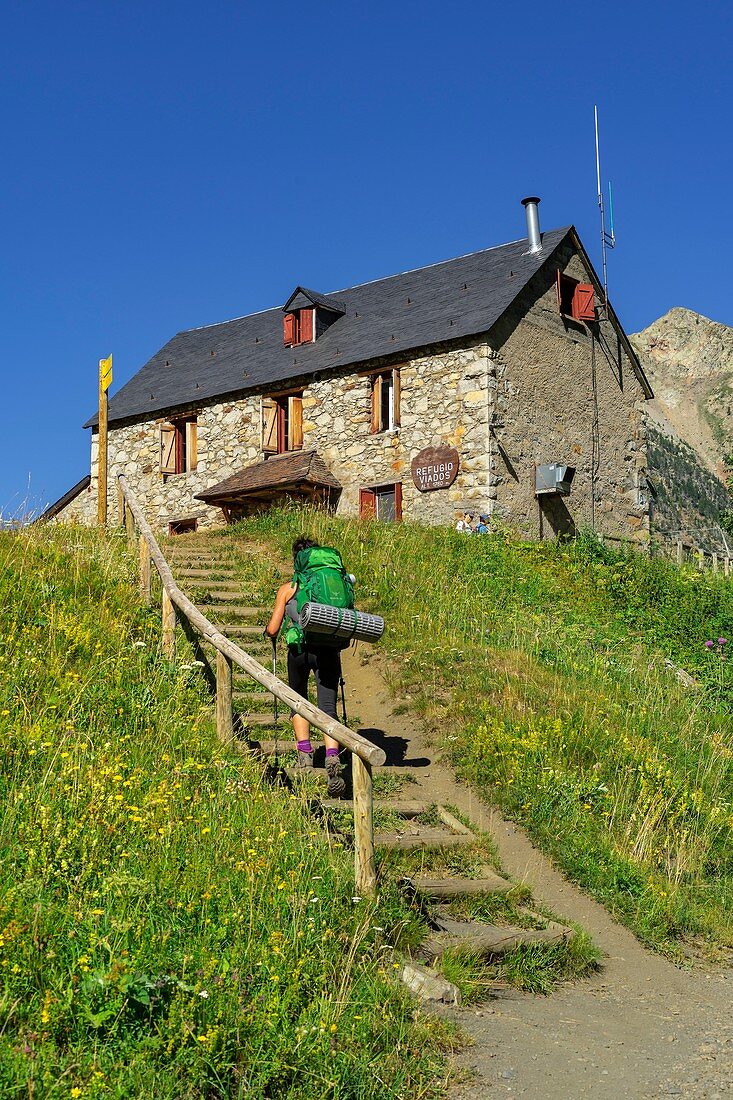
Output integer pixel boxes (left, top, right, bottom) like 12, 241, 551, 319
299, 308, 313, 343
572, 284, 596, 321
370, 375, 382, 433
185, 420, 198, 471
160, 424, 176, 474
392, 369, 401, 427
283, 313, 296, 346
289, 395, 303, 450
261, 397, 278, 453
359, 488, 376, 519
394, 481, 403, 521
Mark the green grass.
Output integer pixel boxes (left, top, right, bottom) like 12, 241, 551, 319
0, 525, 457, 1098
221, 506, 733, 959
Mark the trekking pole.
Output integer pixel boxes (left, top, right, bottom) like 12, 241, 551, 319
339, 674, 348, 726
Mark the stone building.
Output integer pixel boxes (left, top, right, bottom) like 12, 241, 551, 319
49, 199, 653, 542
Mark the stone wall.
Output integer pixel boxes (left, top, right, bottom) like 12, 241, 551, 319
302, 337, 492, 524
487, 244, 649, 542
61, 339, 495, 530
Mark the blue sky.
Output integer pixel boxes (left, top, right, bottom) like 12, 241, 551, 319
1, 0, 731, 516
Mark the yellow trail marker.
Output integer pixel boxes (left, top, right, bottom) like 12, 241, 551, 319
99, 354, 113, 392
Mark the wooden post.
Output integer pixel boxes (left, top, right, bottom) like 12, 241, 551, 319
139, 535, 151, 604
712, 552, 719, 574
97, 379, 108, 527
726, 557, 731, 579
125, 501, 135, 546
352, 754, 376, 899
161, 588, 176, 659
676, 540, 683, 566
697, 549, 705, 571
216, 650, 234, 742
117, 480, 125, 527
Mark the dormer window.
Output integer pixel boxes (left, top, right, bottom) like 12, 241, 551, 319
282, 286, 346, 347
283, 308, 314, 348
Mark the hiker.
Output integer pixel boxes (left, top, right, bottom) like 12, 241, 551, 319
456, 511, 475, 534
264, 536, 347, 798
474, 514, 489, 534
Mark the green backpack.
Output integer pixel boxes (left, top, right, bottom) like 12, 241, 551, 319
284, 546, 355, 650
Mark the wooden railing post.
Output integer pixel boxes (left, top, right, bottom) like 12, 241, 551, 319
216, 650, 234, 742
139, 535, 151, 605
726, 557, 731, 579
162, 588, 176, 659
676, 539, 683, 566
117, 481, 125, 528
125, 500, 135, 546
712, 552, 719, 574
352, 755, 376, 899
697, 548, 705, 571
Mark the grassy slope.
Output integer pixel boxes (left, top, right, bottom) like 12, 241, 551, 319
228, 509, 733, 958
0, 527, 455, 1099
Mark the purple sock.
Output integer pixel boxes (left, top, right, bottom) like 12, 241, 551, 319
325, 748, 340, 758
297, 740, 313, 754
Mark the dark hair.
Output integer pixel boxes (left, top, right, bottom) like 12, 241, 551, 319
292, 535, 319, 559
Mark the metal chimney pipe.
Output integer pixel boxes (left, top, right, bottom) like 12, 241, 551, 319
521, 196, 542, 253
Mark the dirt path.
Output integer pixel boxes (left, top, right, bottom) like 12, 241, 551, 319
342, 649, 732, 1099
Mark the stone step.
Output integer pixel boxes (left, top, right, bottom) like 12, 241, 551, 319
402, 872, 515, 898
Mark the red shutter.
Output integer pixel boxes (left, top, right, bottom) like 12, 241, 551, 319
394, 482, 403, 521
299, 308, 313, 343
283, 312, 296, 346
572, 284, 596, 321
359, 488, 376, 519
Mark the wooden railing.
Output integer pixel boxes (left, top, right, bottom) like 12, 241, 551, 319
116, 475, 385, 897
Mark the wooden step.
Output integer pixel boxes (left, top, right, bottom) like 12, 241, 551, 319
232, 691, 274, 705
320, 799, 427, 815
420, 917, 572, 961
375, 830, 476, 851
206, 605, 263, 619
235, 713, 280, 728
173, 568, 238, 579
196, 589, 248, 602
404, 872, 515, 898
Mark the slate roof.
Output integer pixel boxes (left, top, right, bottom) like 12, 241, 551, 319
283, 286, 347, 315
85, 226, 576, 428
35, 475, 91, 524
195, 450, 341, 504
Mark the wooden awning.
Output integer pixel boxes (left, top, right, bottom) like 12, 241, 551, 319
195, 450, 341, 507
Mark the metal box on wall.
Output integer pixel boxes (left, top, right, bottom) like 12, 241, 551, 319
535, 464, 575, 496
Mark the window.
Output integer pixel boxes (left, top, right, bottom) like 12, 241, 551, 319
160, 416, 197, 475
168, 518, 198, 535
283, 308, 314, 347
359, 483, 403, 522
556, 271, 596, 322
370, 369, 401, 433
262, 392, 303, 454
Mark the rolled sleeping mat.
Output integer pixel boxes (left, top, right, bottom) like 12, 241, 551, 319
300, 601, 384, 644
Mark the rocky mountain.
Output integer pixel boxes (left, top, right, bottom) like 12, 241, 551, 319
630, 308, 733, 551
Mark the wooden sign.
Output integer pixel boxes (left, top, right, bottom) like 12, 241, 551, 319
411, 446, 460, 492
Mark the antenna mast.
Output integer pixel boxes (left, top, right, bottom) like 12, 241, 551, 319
594, 104, 615, 312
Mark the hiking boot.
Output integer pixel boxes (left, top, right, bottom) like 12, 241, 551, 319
295, 749, 314, 770
325, 756, 346, 798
